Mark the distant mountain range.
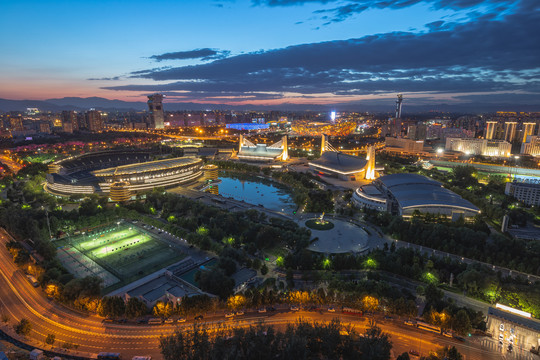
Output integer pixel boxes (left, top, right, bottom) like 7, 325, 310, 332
0, 96, 538, 114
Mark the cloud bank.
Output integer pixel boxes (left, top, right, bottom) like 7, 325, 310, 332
102, 0, 540, 106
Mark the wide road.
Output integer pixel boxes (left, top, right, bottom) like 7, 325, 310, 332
0, 154, 23, 173
0, 231, 503, 360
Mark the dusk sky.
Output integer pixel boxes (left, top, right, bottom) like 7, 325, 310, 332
1, 0, 539, 108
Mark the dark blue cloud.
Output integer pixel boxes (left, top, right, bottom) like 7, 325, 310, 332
103, 1, 540, 105
256, 0, 516, 23
149, 48, 230, 62
87, 76, 121, 81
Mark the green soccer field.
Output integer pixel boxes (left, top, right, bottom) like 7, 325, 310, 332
63, 224, 186, 287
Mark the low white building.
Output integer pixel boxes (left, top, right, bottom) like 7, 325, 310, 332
487, 306, 540, 352
505, 181, 540, 206
445, 138, 511, 157
521, 135, 540, 156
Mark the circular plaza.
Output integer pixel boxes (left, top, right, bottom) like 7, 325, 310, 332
305, 218, 369, 254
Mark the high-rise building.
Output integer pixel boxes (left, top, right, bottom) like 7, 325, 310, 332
39, 122, 51, 134
485, 121, 497, 140
521, 135, 540, 156
407, 124, 426, 140
62, 122, 73, 134
522, 122, 536, 143
147, 93, 165, 129
8, 116, 24, 132
86, 110, 103, 132
61, 111, 78, 131
395, 94, 403, 119
504, 122, 518, 142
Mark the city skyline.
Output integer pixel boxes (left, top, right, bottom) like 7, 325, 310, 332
1, 0, 539, 109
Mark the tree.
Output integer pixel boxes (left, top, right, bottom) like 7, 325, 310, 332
434, 346, 463, 360
195, 269, 234, 299
217, 256, 237, 276
125, 297, 148, 318
45, 334, 56, 345
359, 322, 392, 360
451, 309, 472, 336
252, 258, 262, 271
14, 318, 32, 336
98, 296, 126, 318
260, 263, 269, 275
397, 353, 410, 360
159, 319, 393, 360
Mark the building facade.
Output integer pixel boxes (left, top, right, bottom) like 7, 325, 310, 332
485, 121, 497, 140
505, 181, 540, 206
521, 136, 540, 156
486, 306, 540, 352
352, 173, 480, 219
445, 138, 511, 157
147, 93, 165, 129
504, 122, 518, 142
86, 110, 103, 132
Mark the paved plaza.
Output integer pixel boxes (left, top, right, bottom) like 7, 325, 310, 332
305, 218, 370, 254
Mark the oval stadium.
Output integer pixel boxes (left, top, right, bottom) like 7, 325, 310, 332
45, 150, 203, 198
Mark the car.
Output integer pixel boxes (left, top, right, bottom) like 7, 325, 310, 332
258, 308, 267, 313
453, 335, 466, 342
177, 318, 186, 323
327, 307, 336, 312
408, 350, 420, 357
115, 318, 127, 324
290, 305, 299, 311
235, 310, 244, 316
404, 320, 415, 326
164, 318, 174, 324
225, 312, 235, 318
384, 315, 393, 320
267, 307, 276, 312
508, 344, 513, 353
194, 315, 203, 321
102, 319, 113, 324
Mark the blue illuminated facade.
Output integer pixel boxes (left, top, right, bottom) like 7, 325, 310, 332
226, 123, 269, 130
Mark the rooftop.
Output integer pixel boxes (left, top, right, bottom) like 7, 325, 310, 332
360, 184, 383, 196
92, 157, 201, 177
309, 151, 367, 174
377, 173, 479, 212
127, 274, 197, 303
378, 173, 441, 189
489, 307, 540, 332
231, 268, 257, 287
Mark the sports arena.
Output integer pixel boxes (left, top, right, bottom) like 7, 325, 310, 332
45, 150, 203, 198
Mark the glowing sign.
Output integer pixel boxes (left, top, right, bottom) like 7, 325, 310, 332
495, 303, 531, 318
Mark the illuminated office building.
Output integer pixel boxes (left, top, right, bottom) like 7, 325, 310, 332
445, 138, 511, 157
504, 122, 518, 142
522, 122, 536, 143
485, 121, 497, 140
147, 93, 165, 129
